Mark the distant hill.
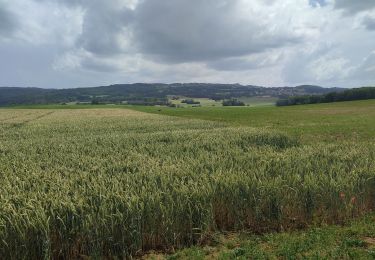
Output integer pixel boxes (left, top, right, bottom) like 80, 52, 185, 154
0, 83, 345, 106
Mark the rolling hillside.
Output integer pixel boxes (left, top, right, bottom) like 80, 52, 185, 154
0, 84, 344, 106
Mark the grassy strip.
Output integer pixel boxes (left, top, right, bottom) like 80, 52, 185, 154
150, 214, 375, 259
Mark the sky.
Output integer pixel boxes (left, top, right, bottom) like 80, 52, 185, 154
0, 0, 375, 89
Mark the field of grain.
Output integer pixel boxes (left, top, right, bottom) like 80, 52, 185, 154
0, 106, 374, 258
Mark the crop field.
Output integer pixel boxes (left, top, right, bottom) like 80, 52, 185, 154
168, 97, 223, 107
237, 96, 278, 106
133, 99, 375, 143
166, 96, 277, 108
0, 102, 374, 258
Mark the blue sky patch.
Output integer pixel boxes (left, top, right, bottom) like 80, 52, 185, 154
309, 0, 327, 7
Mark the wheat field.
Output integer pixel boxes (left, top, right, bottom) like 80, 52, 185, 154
0, 109, 374, 258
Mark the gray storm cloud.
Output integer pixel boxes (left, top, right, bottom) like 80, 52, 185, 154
363, 16, 375, 31
77, 4, 133, 56
132, 0, 299, 63
0, 4, 17, 39
48, 0, 301, 65
334, 0, 375, 13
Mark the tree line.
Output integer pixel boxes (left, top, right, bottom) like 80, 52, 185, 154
276, 87, 375, 106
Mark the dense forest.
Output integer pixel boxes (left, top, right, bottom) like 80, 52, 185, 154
0, 84, 343, 106
276, 87, 375, 106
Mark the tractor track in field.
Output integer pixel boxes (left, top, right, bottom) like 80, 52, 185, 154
0, 112, 34, 123
7, 111, 55, 128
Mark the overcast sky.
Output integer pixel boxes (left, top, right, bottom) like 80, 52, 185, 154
0, 0, 375, 88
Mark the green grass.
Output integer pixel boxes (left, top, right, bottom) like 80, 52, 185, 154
130, 99, 375, 143
156, 214, 375, 259
237, 96, 278, 106
167, 96, 277, 108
